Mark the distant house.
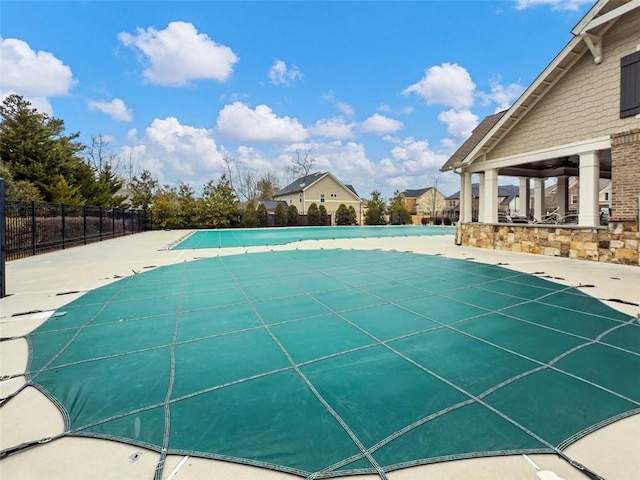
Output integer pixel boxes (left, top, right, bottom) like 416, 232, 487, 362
273, 172, 363, 225
543, 178, 611, 214
401, 187, 446, 217
445, 184, 520, 220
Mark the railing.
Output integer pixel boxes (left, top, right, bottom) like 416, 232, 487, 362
4, 200, 147, 261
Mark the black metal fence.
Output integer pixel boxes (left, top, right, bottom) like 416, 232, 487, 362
4, 200, 147, 261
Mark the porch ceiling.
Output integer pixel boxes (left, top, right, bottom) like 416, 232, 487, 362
498, 149, 612, 179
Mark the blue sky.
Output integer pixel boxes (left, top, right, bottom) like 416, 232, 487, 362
1, 0, 595, 198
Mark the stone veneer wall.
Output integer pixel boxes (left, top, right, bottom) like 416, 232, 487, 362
457, 221, 639, 266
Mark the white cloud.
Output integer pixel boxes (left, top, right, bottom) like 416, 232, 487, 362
308, 117, 357, 140
514, 0, 592, 11
478, 78, 525, 112
323, 91, 356, 117
118, 21, 238, 86
337, 101, 355, 117
403, 63, 476, 109
268, 59, 303, 85
437, 109, 479, 139
360, 113, 404, 135
216, 102, 308, 143
88, 98, 133, 122
0, 37, 76, 115
123, 117, 225, 184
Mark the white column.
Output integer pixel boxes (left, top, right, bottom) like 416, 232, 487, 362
518, 177, 530, 218
484, 169, 498, 223
462, 172, 472, 222
533, 178, 545, 222
557, 176, 569, 218
478, 173, 485, 222
579, 151, 600, 227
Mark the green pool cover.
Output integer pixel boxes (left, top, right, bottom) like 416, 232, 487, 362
16, 250, 640, 478
173, 225, 454, 249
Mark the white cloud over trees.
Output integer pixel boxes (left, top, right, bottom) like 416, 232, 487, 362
216, 102, 308, 143
0, 38, 76, 114
118, 22, 238, 86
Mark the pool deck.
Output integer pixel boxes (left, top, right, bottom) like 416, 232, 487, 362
1, 229, 639, 480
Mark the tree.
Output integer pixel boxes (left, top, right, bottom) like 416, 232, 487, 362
287, 204, 299, 226
364, 190, 387, 225
151, 185, 179, 229
335, 204, 350, 225
129, 170, 158, 211
177, 182, 199, 227
388, 191, 413, 225
256, 172, 280, 200
319, 204, 328, 225
257, 203, 268, 227
83, 135, 127, 207
288, 148, 315, 180
274, 202, 287, 227
0, 94, 89, 202
47, 175, 83, 204
347, 205, 358, 225
243, 202, 258, 228
307, 202, 320, 225
200, 174, 240, 228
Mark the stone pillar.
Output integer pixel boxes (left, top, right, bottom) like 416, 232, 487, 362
579, 151, 600, 227
533, 178, 545, 222
518, 177, 530, 218
484, 169, 498, 223
462, 172, 473, 223
478, 173, 485, 222
557, 176, 569, 218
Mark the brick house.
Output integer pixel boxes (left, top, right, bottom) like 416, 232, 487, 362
440, 0, 639, 265
401, 187, 446, 216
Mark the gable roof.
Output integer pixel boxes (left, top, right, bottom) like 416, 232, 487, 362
275, 172, 326, 196
402, 187, 432, 198
440, 0, 636, 172
440, 111, 507, 172
274, 171, 362, 202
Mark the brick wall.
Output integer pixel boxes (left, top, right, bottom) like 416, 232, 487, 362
611, 128, 640, 225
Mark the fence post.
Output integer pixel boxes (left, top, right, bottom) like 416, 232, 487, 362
99, 207, 103, 241
0, 179, 6, 298
32, 201, 37, 255
61, 203, 66, 249
83, 205, 87, 245
112, 209, 115, 238
122, 208, 126, 236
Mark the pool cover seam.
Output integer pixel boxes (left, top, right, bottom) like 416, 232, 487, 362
217, 255, 391, 480
250, 252, 631, 477
153, 261, 186, 480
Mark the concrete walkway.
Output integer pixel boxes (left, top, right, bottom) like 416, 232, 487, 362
1, 230, 638, 480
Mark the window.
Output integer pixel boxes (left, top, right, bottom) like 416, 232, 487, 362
571, 194, 578, 205
620, 51, 640, 118
330, 193, 337, 198
299, 193, 302, 203
604, 192, 609, 201
320, 193, 325, 203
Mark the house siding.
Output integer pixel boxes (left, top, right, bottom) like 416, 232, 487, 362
274, 175, 362, 225
486, 8, 640, 160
